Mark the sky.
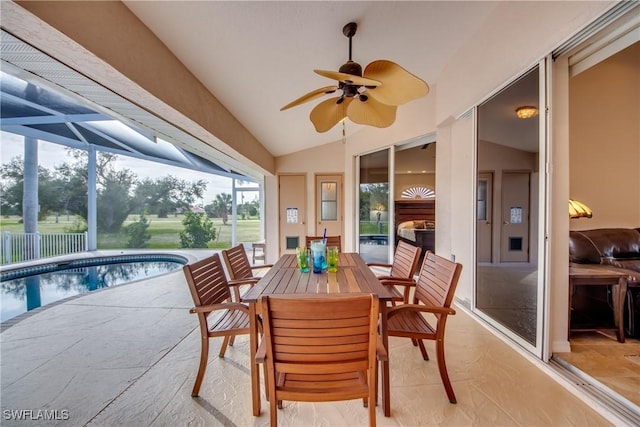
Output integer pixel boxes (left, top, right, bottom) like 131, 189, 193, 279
0, 131, 258, 205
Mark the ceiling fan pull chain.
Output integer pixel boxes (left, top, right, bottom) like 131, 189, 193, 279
342, 120, 346, 144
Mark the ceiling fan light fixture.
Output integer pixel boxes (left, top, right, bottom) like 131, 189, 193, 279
516, 106, 538, 119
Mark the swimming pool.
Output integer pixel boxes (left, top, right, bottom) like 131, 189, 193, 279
0, 254, 187, 323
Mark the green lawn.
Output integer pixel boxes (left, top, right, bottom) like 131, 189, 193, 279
0, 214, 262, 250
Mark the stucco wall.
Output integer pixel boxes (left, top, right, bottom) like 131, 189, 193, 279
569, 42, 640, 230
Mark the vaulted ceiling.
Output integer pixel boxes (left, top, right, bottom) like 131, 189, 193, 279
121, 1, 499, 157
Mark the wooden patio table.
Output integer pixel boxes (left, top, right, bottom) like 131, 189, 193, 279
242, 252, 399, 417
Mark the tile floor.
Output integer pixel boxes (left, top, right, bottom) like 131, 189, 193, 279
555, 331, 640, 408
0, 254, 631, 426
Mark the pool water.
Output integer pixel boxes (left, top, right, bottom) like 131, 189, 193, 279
1, 256, 186, 322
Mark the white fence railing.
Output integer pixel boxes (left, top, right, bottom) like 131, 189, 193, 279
1, 232, 88, 265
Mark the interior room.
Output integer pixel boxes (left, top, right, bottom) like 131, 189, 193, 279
475, 67, 540, 346
553, 40, 640, 408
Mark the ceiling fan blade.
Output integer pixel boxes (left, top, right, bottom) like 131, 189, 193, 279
363, 60, 429, 106
280, 85, 338, 111
310, 97, 353, 133
347, 95, 397, 128
314, 69, 381, 87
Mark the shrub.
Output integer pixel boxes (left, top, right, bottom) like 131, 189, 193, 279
179, 212, 216, 248
64, 218, 87, 233
126, 214, 151, 248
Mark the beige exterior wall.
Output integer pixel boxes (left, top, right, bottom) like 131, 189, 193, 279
264, 141, 345, 260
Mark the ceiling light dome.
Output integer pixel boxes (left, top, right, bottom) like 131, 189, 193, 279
516, 106, 538, 119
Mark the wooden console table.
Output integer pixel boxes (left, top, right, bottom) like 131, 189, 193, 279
568, 265, 628, 343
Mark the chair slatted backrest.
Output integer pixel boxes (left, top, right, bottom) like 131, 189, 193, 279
414, 250, 462, 309
305, 235, 342, 251
262, 294, 378, 376
390, 241, 422, 279
183, 253, 232, 307
222, 244, 254, 280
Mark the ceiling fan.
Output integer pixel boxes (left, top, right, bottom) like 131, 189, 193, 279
280, 22, 429, 133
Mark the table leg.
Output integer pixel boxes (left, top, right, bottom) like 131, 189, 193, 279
249, 303, 261, 416
568, 278, 574, 341
380, 303, 391, 417
613, 277, 627, 343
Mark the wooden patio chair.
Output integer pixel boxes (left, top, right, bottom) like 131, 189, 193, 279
183, 253, 254, 397
386, 250, 463, 403
256, 294, 384, 427
305, 235, 342, 251
368, 240, 422, 304
222, 244, 273, 302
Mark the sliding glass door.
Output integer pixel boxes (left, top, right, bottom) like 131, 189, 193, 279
357, 149, 391, 264
474, 64, 546, 355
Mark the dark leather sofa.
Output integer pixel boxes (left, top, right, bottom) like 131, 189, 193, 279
569, 228, 640, 284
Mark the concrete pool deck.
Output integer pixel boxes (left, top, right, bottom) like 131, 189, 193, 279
0, 250, 623, 426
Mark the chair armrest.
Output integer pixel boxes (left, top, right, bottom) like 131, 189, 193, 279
250, 264, 273, 270
255, 339, 267, 363
189, 302, 250, 314
228, 277, 259, 287
376, 335, 388, 361
383, 286, 404, 302
379, 277, 416, 286
367, 262, 392, 269
387, 304, 455, 317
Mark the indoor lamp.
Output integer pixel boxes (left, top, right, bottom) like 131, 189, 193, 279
569, 199, 593, 219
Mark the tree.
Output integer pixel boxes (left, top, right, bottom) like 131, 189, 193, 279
0, 157, 59, 220
212, 193, 232, 225
54, 149, 130, 228
1, 148, 210, 234
359, 183, 388, 220
203, 202, 216, 218
134, 175, 207, 218
248, 200, 259, 217
0, 157, 25, 216
53, 150, 137, 232
179, 212, 216, 248
98, 169, 137, 232
52, 162, 87, 221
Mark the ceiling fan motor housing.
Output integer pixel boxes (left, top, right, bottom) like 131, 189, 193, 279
339, 60, 363, 78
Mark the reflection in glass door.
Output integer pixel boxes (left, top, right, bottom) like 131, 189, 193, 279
358, 149, 390, 264
475, 65, 544, 353
477, 172, 493, 263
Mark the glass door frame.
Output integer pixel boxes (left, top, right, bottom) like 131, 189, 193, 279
355, 147, 395, 264
355, 133, 437, 265
471, 59, 550, 359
